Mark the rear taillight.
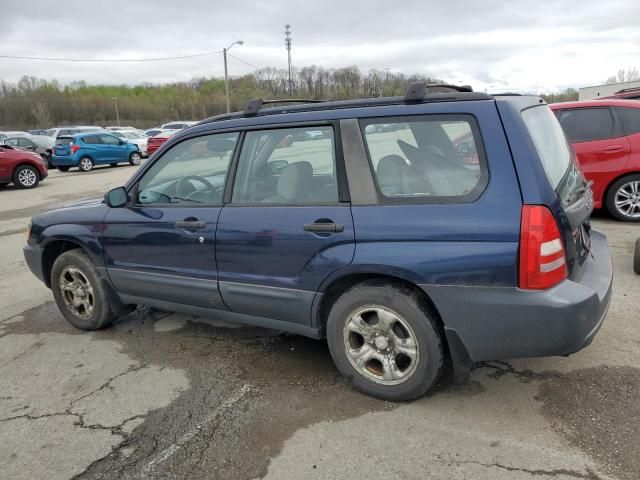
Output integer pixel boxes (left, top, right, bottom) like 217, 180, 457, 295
519, 205, 567, 290
70, 144, 80, 154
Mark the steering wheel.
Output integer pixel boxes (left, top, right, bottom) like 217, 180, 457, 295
176, 175, 219, 203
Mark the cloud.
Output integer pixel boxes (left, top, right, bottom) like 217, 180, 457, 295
0, 0, 639, 92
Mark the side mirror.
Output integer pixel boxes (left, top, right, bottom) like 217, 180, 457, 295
269, 160, 289, 175
104, 187, 128, 208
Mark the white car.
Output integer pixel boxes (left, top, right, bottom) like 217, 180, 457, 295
111, 130, 149, 156
160, 121, 196, 130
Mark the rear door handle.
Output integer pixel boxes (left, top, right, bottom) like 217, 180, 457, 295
303, 222, 344, 233
175, 220, 206, 230
603, 145, 623, 152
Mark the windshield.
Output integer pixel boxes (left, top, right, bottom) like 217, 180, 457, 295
522, 105, 584, 203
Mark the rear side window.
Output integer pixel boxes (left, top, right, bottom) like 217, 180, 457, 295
83, 135, 100, 144
361, 115, 487, 202
522, 105, 573, 190
555, 108, 616, 142
617, 107, 640, 135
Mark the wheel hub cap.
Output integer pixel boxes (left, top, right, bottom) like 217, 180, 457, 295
343, 306, 420, 386
615, 181, 640, 218
59, 266, 94, 319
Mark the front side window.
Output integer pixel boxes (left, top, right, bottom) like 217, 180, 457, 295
555, 107, 616, 142
137, 132, 238, 205
232, 126, 338, 204
100, 134, 120, 145
362, 116, 486, 201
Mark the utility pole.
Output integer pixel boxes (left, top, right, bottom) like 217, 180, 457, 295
285, 24, 292, 96
223, 40, 244, 113
112, 97, 120, 126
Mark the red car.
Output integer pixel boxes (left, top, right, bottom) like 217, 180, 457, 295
550, 99, 640, 221
146, 132, 175, 156
598, 86, 640, 101
0, 145, 48, 189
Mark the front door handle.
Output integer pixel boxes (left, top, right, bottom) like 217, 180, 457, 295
304, 222, 344, 233
175, 220, 206, 230
603, 145, 623, 152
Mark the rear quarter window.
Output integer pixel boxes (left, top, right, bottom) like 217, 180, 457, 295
522, 105, 574, 190
361, 115, 488, 203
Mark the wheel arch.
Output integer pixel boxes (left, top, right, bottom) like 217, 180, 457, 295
12, 162, 42, 180
40, 236, 101, 288
314, 270, 474, 382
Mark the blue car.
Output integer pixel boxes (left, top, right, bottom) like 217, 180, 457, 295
24, 84, 613, 401
52, 132, 142, 172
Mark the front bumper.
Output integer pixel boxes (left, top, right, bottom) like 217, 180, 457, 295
422, 229, 613, 363
24, 243, 46, 284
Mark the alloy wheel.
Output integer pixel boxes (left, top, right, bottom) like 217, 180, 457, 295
58, 266, 95, 319
614, 181, 640, 218
17, 168, 37, 187
80, 158, 93, 171
343, 305, 420, 385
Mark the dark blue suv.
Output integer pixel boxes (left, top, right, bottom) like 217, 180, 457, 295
24, 84, 613, 401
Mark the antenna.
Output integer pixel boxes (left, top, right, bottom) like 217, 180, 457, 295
285, 24, 293, 96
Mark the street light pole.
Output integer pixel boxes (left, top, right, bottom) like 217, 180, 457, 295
223, 40, 243, 113
112, 97, 120, 126
285, 24, 292, 96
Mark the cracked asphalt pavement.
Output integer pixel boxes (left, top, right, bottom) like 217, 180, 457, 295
1, 166, 639, 479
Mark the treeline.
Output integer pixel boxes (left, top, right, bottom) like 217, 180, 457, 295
0, 66, 441, 130
0, 66, 581, 130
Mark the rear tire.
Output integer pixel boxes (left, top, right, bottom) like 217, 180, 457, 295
51, 250, 117, 330
110, 163, 118, 167
326, 282, 444, 401
57, 166, 70, 172
605, 174, 640, 222
129, 152, 141, 166
634, 238, 640, 275
79, 157, 94, 172
13, 165, 40, 189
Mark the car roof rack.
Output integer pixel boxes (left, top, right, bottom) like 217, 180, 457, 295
615, 86, 640, 94
244, 98, 324, 117
197, 86, 489, 126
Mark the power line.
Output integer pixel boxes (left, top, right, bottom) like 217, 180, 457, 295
0, 50, 223, 63
227, 53, 257, 69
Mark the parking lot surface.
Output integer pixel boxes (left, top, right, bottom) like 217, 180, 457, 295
0, 166, 638, 480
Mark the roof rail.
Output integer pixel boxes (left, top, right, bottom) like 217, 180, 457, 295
615, 86, 640, 94
244, 98, 324, 116
404, 82, 473, 103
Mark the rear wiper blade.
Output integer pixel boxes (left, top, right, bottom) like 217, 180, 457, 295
567, 180, 594, 205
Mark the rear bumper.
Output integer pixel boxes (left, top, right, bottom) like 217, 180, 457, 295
52, 155, 78, 166
422, 230, 613, 363
24, 243, 46, 284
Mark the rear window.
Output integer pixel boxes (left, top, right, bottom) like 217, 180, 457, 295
56, 137, 73, 146
522, 106, 573, 190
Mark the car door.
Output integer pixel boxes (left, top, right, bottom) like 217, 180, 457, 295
216, 124, 355, 326
556, 107, 630, 202
99, 133, 124, 163
18, 138, 37, 152
102, 132, 239, 309
79, 134, 105, 161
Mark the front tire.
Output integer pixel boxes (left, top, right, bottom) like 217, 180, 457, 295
57, 166, 70, 172
606, 174, 640, 222
13, 165, 40, 189
78, 156, 94, 172
51, 250, 117, 330
326, 282, 444, 401
129, 152, 141, 166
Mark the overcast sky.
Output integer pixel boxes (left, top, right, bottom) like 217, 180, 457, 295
1, 0, 639, 93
